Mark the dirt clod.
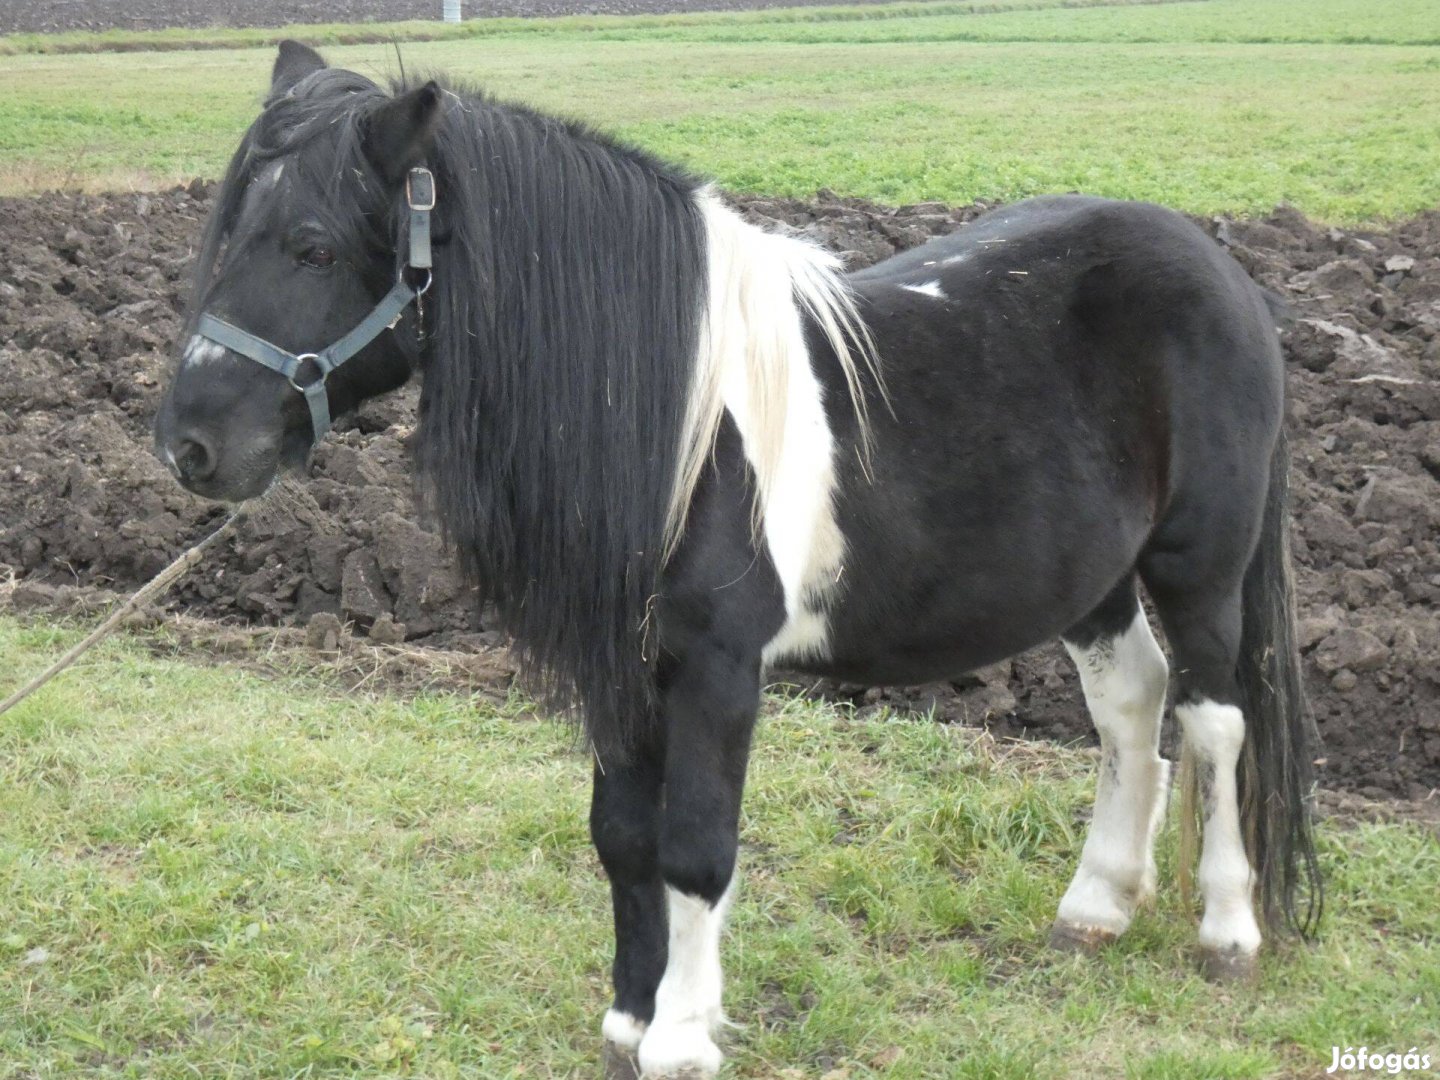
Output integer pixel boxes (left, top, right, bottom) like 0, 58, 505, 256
368, 612, 407, 646
304, 611, 341, 652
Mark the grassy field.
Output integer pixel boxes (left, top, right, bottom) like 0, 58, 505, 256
1, 0, 1438, 220
1, 616, 1437, 1079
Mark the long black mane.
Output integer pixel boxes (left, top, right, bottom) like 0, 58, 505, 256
417, 80, 708, 759
204, 70, 710, 758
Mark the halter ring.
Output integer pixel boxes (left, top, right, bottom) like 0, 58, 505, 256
288, 353, 324, 394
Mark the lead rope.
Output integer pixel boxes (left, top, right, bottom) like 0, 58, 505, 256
0, 508, 246, 717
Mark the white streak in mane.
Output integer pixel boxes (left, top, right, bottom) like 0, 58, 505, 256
668, 188, 881, 665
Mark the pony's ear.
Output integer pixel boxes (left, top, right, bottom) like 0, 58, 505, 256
364, 82, 445, 185
271, 40, 327, 95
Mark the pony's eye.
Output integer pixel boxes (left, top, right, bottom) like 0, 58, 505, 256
301, 246, 336, 269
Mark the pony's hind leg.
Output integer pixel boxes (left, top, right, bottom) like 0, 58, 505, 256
1051, 576, 1171, 950
1141, 535, 1264, 981
1145, 580, 1263, 981
1176, 694, 1260, 980
591, 748, 668, 1065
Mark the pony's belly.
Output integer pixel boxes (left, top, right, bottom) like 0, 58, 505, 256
788, 535, 1142, 687
784, 624, 1043, 687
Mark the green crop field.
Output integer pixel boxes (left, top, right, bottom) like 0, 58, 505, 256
1, 0, 1438, 220
1, 617, 1437, 1079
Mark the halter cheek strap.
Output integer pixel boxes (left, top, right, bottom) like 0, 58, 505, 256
195, 165, 436, 445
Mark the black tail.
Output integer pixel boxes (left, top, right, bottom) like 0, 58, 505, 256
1235, 424, 1323, 937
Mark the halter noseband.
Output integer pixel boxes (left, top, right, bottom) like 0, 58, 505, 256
195, 166, 436, 445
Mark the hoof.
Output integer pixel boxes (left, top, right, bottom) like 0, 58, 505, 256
637, 1018, 723, 1078
1199, 946, 1258, 984
1049, 921, 1117, 955
603, 1041, 642, 1080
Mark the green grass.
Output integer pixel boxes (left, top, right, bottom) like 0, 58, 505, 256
1, 616, 1437, 1078
1, 0, 1438, 221
618, 0, 1440, 44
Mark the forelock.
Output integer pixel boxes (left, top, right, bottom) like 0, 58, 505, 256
216, 70, 394, 257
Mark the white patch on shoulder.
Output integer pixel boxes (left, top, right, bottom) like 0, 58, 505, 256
602, 1008, 647, 1051
727, 318, 841, 667
761, 605, 829, 668
900, 279, 946, 299
691, 190, 878, 669
182, 334, 228, 370
637, 882, 735, 1078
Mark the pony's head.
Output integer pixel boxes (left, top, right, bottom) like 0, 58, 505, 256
155, 46, 721, 757
153, 42, 443, 501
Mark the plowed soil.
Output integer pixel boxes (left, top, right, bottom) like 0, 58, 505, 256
1, 186, 1436, 799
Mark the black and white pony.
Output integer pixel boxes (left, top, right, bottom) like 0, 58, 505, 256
155, 43, 1321, 1076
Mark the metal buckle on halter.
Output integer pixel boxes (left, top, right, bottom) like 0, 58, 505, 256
287, 352, 325, 394
406, 167, 436, 211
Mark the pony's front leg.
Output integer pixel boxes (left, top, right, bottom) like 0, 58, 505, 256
637, 649, 760, 1079
591, 749, 668, 1066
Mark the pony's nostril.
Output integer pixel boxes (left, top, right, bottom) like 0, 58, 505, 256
170, 434, 217, 482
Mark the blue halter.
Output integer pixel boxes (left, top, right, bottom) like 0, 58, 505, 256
195, 166, 435, 444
